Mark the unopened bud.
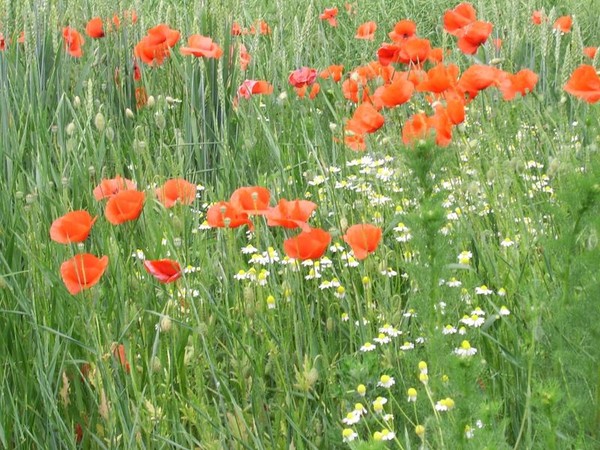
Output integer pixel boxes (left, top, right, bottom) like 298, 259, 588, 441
94, 112, 106, 131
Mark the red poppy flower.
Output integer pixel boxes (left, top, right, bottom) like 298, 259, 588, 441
343, 224, 382, 260
389, 19, 417, 42
443, 2, 477, 36
257, 20, 271, 35
584, 47, 598, 59
231, 22, 243, 36
180, 34, 223, 58
85, 17, 105, 39
456, 20, 493, 55
344, 133, 366, 151
319, 65, 344, 82
266, 199, 317, 231
531, 11, 544, 25
134, 24, 180, 66
295, 83, 320, 99
105, 190, 145, 225
283, 228, 331, 260
60, 253, 108, 295
62, 27, 84, 58
229, 186, 271, 215
206, 201, 253, 229
50, 210, 97, 244
238, 43, 251, 70
237, 80, 273, 99
346, 102, 385, 135
402, 112, 430, 145
155, 178, 196, 208
355, 21, 377, 40
0, 33, 6, 51
93, 175, 137, 200
416, 63, 460, 94
497, 69, 538, 100
133, 60, 142, 81
372, 74, 414, 109
457, 64, 502, 99
398, 38, 432, 64
144, 259, 182, 283
320, 7, 338, 27
289, 67, 318, 88
564, 65, 600, 103
553, 16, 572, 33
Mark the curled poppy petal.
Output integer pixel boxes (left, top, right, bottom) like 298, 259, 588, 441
144, 259, 182, 283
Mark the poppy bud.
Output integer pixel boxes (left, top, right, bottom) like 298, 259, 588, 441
125, 108, 134, 118
66, 122, 76, 136
326, 317, 334, 332
133, 139, 146, 151
147, 96, 156, 108
172, 216, 184, 234
73, 96, 81, 108
15, 191, 24, 199
0, 276, 7, 289
66, 139, 76, 153
154, 111, 166, 130
94, 112, 106, 131
339, 217, 348, 232
160, 316, 172, 332
151, 356, 162, 373
547, 158, 560, 177
105, 127, 115, 141
88, 166, 96, 176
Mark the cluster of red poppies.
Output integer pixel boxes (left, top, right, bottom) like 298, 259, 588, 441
50, 177, 197, 294
206, 186, 383, 261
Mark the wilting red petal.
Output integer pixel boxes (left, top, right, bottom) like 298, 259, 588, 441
144, 259, 182, 283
